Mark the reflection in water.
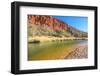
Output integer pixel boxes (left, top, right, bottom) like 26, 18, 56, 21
28, 40, 88, 61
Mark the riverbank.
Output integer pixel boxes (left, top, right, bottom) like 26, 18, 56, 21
28, 36, 87, 43
64, 45, 88, 59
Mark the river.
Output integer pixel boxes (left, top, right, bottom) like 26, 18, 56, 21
28, 40, 88, 61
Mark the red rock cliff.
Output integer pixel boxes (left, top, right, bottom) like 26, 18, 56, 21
28, 15, 68, 31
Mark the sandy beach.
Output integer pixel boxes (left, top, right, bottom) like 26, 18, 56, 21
64, 45, 88, 59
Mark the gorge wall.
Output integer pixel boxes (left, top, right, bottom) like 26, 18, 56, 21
28, 15, 87, 37
28, 15, 68, 31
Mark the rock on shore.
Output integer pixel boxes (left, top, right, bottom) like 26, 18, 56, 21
65, 45, 88, 59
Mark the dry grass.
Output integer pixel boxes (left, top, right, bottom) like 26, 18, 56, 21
28, 36, 87, 43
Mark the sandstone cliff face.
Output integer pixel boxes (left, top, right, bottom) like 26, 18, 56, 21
28, 15, 68, 31
28, 15, 87, 37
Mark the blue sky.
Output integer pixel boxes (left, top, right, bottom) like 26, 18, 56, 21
53, 16, 88, 32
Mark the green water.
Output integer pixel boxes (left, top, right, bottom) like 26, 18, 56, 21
28, 40, 87, 61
